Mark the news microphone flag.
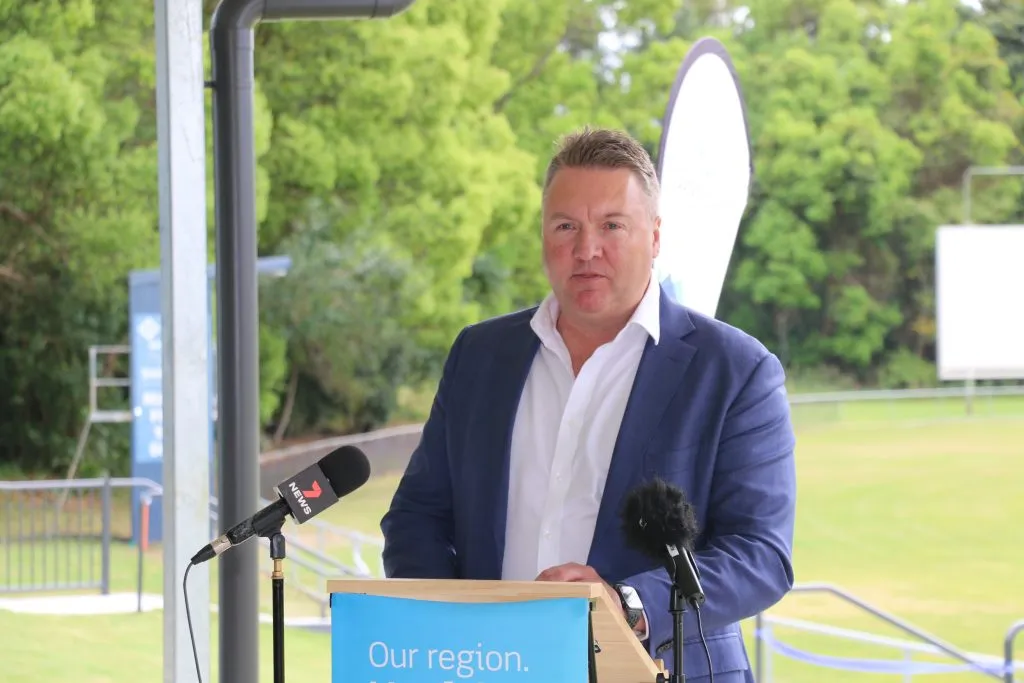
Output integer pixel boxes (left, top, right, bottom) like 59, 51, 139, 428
277, 461, 340, 523
655, 37, 752, 319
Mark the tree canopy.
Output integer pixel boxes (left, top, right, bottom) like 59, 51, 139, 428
0, 0, 1020, 473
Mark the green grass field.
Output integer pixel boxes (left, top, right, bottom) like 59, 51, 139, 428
1, 396, 1022, 682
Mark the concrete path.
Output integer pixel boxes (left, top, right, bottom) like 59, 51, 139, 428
0, 592, 331, 630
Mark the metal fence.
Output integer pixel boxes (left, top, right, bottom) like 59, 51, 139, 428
0, 475, 380, 619
0, 477, 113, 595
787, 384, 1024, 405
753, 583, 1024, 683
0, 476, 159, 601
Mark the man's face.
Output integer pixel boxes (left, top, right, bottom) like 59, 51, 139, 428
542, 166, 661, 330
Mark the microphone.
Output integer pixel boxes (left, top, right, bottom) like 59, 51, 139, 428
620, 477, 705, 608
620, 477, 711, 683
190, 444, 371, 565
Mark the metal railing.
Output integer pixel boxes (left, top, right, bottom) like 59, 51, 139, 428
781, 384, 1024, 429
1008, 621, 1024, 683
0, 476, 380, 620
786, 384, 1024, 405
753, 583, 1023, 682
0, 476, 160, 608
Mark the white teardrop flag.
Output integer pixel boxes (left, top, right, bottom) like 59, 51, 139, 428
654, 37, 752, 319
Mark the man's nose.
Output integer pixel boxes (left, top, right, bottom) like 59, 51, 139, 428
573, 227, 601, 260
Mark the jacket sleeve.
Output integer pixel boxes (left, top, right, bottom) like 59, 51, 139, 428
625, 351, 797, 655
379, 328, 470, 579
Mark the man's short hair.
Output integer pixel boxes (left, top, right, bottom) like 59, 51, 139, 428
543, 127, 660, 213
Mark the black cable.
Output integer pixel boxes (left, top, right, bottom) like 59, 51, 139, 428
588, 609, 598, 683
694, 604, 713, 683
183, 561, 204, 683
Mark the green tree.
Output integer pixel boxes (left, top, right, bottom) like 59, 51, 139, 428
0, 2, 157, 473
260, 202, 427, 437
605, 0, 1022, 382
250, 1, 540, 354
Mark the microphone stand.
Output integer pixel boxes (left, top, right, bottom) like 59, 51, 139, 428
668, 584, 686, 683
654, 586, 687, 683
260, 520, 288, 683
655, 553, 692, 683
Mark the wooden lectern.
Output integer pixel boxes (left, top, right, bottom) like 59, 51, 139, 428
327, 578, 666, 683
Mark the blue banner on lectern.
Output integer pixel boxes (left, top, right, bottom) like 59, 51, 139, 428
330, 594, 591, 683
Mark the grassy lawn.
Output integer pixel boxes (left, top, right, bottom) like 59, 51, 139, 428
1, 396, 1022, 682
752, 411, 1023, 682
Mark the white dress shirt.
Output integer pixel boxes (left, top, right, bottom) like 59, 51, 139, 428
501, 279, 661, 581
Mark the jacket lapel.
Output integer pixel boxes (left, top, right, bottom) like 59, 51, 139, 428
588, 293, 697, 568
475, 313, 539, 578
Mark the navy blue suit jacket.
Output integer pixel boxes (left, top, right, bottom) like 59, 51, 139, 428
381, 287, 797, 681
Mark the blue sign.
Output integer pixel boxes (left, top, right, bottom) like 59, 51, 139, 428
126, 257, 290, 545
130, 313, 165, 462
127, 268, 216, 545
330, 594, 591, 683
128, 269, 174, 543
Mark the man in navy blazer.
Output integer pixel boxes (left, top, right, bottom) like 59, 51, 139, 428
381, 128, 796, 682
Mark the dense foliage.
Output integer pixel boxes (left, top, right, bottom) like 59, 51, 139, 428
1, 0, 1021, 473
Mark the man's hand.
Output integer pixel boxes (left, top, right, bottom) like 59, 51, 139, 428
536, 563, 621, 614
536, 563, 648, 638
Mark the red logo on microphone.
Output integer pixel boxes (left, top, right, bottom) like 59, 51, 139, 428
302, 481, 322, 499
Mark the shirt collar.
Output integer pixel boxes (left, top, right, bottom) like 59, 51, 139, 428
530, 275, 661, 351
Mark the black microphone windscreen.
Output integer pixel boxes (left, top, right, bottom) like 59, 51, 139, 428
620, 478, 700, 560
318, 445, 371, 497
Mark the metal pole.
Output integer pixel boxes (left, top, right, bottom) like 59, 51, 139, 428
155, 0, 213, 680
137, 502, 145, 614
100, 473, 111, 595
1005, 619, 1024, 683
209, 9, 261, 680
959, 165, 1024, 415
207, 2, 416, 681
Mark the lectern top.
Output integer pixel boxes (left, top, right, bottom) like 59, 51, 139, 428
327, 578, 600, 603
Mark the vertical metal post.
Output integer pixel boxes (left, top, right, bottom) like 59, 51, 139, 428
76, 490, 83, 589
88, 347, 98, 415
1005, 619, 1024, 683
137, 497, 146, 613
101, 473, 112, 595
41, 495, 48, 589
210, 8, 262, 682
29, 491, 35, 588
155, 0, 212, 680
959, 165, 1024, 415
19, 495, 25, 588
3, 494, 10, 591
